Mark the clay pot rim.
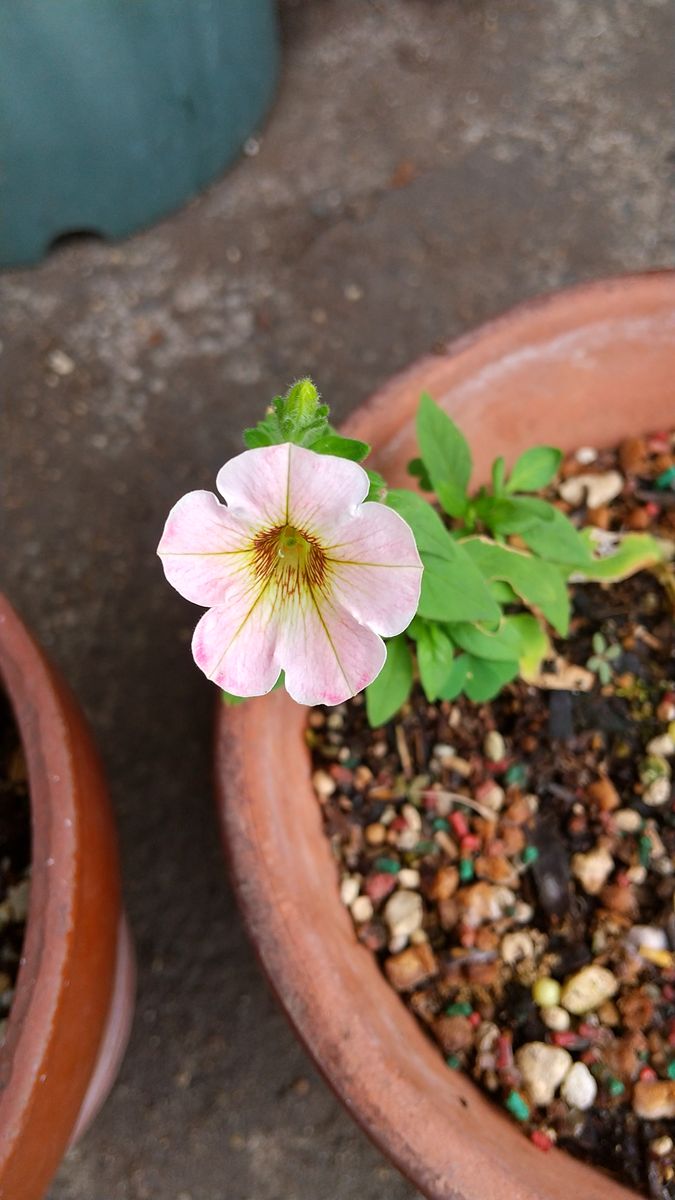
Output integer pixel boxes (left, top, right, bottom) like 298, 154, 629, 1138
340, 266, 675, 440
0, 597, 93, 1144
216, 270, 675, 1200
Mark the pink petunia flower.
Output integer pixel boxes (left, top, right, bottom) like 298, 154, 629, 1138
158, 443, 422, 706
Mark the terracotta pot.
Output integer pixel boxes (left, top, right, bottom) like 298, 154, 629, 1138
215, 271, 675, 1200
0, 595, 134, 1200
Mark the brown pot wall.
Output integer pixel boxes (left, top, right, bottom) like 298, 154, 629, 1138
0, 596, 135, 1200
215, 272, 675, 1200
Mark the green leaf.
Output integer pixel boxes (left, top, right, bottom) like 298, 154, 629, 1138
517, 505, 593, 566
438, 654, 470, 700
417, 547, 502, 624
506, 446, 562, 493
474, 495, 554, 535
415, 622, 457, 701
387, 489, 460, 559
463, 655, 519, 702
491, 455, 506, 497
490, 579, 519, 604
573, 530, 665, 581
503, 614, 551, 680
416, 393, 471, 518
365, 636, 414, 725
407, 457, 433, 491
386, 490, 501, 624
461, 537, 570, 635
242, 427, 274, 449
309, 432, 371, 461
448, 618, 523, 663
365, 468, 387, 502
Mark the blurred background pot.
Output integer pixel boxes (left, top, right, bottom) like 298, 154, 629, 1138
0, 0, 279, 267
215, 272, 675, 1200
0, 595, 134, 1200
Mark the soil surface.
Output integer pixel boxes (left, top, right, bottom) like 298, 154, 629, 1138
0, 691, 31, 1045
313, 435, 675, 1197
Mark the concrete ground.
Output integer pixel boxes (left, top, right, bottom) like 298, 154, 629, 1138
2, 0, 674, 1196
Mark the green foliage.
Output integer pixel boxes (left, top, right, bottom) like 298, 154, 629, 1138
244, 378, 371, 466
407, 457, 433, 491
573, 530, 665, 581
368, 392, 662, 720
506, 446, 562, 493
460, 538, 570, 635
463, 655, 520, 702
365, 635, 413, 726
387, 490, 500, 623
238, 383, 664, 724
586, 632, 622, 685
416, 393, 472, 517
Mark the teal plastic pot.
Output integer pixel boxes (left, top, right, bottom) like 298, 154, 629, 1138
0, 0, 279, 267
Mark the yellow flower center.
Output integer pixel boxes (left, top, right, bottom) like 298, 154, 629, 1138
253, 523, 328, 599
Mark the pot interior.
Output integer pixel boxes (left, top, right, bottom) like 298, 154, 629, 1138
219, 273, 675, 1200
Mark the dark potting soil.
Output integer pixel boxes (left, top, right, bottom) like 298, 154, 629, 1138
310, 432, 675, 1197
0, 689, 31, 1045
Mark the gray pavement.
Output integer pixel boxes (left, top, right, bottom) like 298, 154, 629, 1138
2, 0, 674, 1196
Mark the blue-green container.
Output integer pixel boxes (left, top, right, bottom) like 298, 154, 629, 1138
0, 0, 279, 267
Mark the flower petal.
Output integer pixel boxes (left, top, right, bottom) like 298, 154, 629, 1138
328, 502, 423, 635
216, 443, 370, 535
284, 444, 370, 536
191, 585, 281, 697
278, 592, 386, 707
216, 443, 291, 527
158, 490, 255, 606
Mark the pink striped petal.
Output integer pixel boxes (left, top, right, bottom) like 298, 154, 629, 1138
191, 586, 281, 696
284, 444, 370, 536
278, 593, 386, 707
158, 490, 255, 606
328, 502, 422, 635
216, 443, 369, 534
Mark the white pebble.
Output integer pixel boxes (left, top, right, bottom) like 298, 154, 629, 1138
614, 808, 642, 833
643, 777, 671, 807
432, 743, 456, 762
575, 446, 598, 465
398, 868, 421, 889
340, 876, 361, 907
571, 845, 614, 896
389, 933, 408, 954
627, 864, 647, 884
515, 1042, 572, 1107
483, 731, 505, 762
500, 931, 535, 965
647, 734, 675, 758
402, 804, 422, 832
559, 470, 623, 509
312, 770, 335, 799
480, 783, 505, 812
383, 890, 423, 940
541, 1005, 571, 1032
627, 925, 668, 952
397, 830, 418, 851
561, 1062, 597, 1111
513, 901, 534, 924
561, 964, 618, 1014
350, 896, 373, 923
